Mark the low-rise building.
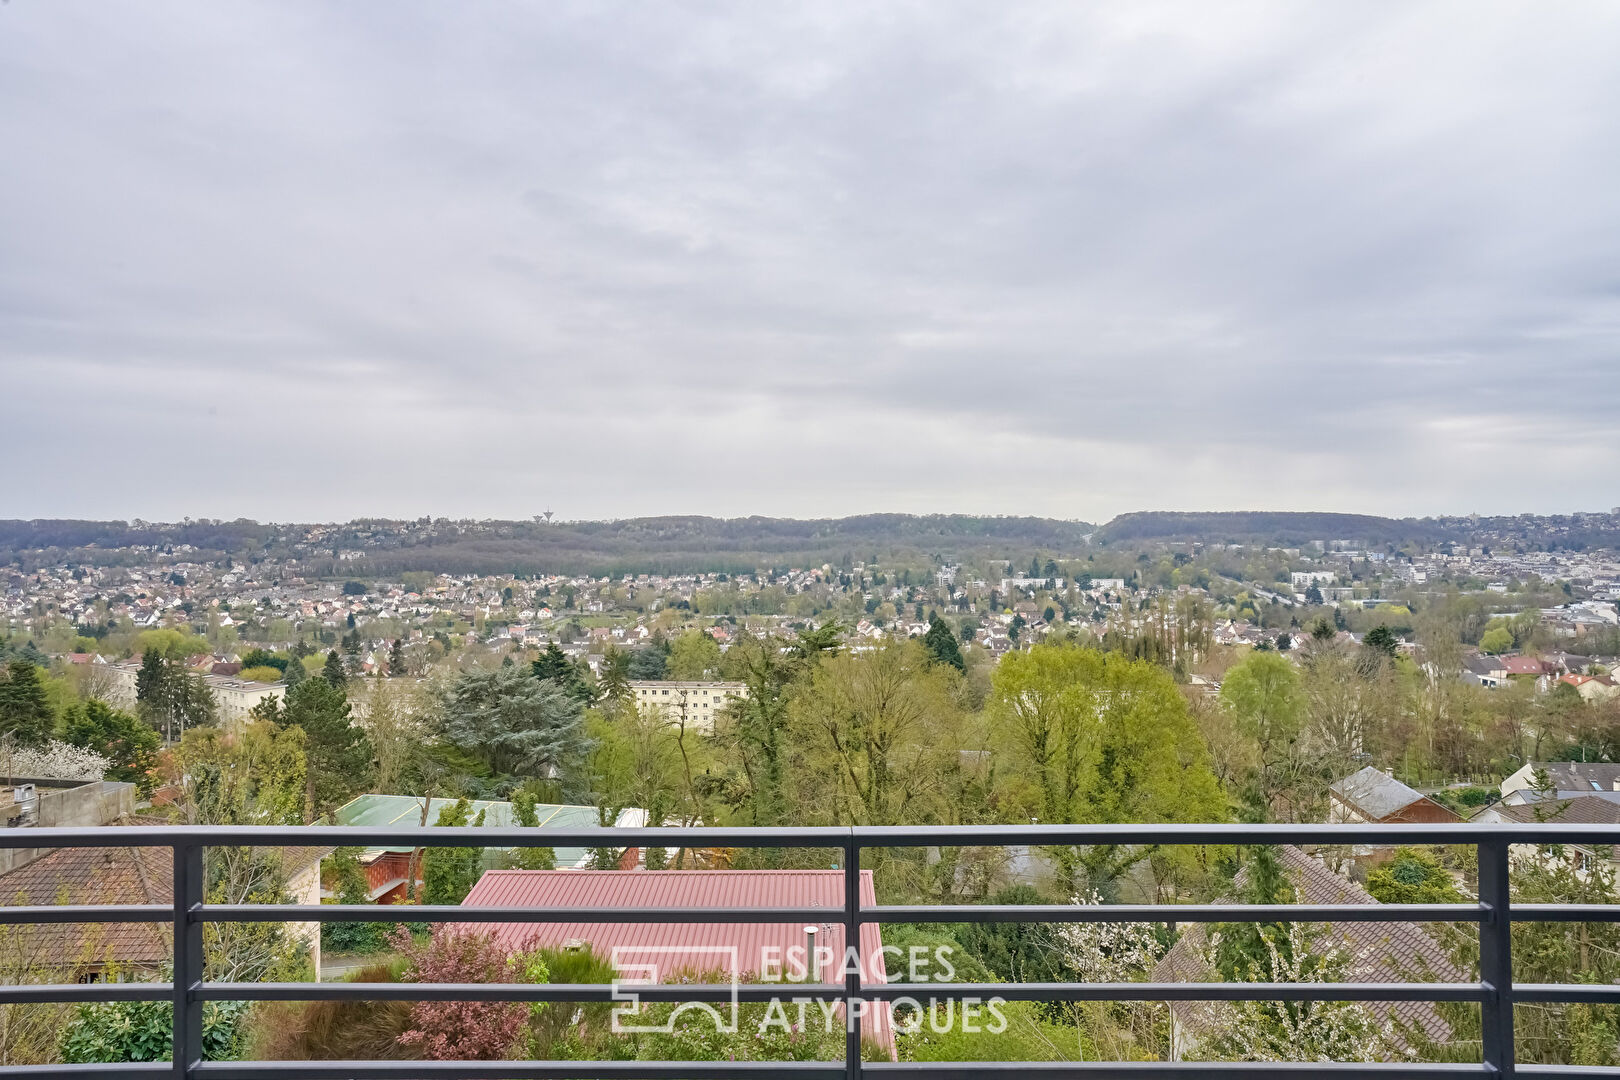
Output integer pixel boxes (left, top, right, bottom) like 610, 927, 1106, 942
629, 680, 747, 733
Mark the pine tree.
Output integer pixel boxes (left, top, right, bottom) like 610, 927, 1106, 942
283, 655, 307, 689
278, 677, 371, 822
922, 614, 966, 672
389, 638, 407, 677
322, 650, 347, 690
0, 660, 53, 747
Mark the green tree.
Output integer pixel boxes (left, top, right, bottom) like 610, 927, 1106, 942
922, 614, 965, 672
1220, 651, 1310, 820
59, 700, 160, 791
507, 790, 557, 870
438, 666, 591, 787
598, 646, 632, 706
0, 660, 53, 747
420, 798, 486, 906
1479, 626, 1514, 655
531, 643, 595, 705
272, 678, 372, 822
322, 650, 346, 690
1363, 625, 1399, 659
389, 638, 407, 677
321, 847, 388, 953
667, 631, 722, 680
1364, 848, 1465, 905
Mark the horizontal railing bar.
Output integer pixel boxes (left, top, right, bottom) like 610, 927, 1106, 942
0, 1066, 172, 1079
198, 981, 846, 1003
12, 822, 1620, 851
1516, 983, 1620, 1003
0, 904, 172, 924
1517, 1069, 1620, 1079
188, 979, 1496, 1005
192, 1061, 850, 1079
867, 903, 1487, 924
857, 823, 1620, 846
204, 903, 845, 924
866, 981, 1489, 1003
0, 825, 851, 850
1512, 904, 1620, 923
0, 983, 173, 1004
871, 1067, 1492, 1079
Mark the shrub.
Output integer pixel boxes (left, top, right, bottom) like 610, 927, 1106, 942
60, 998, 248, 1063
391, 927, 542, 1060
248, 961, 416, 1061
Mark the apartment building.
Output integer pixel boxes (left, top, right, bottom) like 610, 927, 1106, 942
629, 680, 747, 733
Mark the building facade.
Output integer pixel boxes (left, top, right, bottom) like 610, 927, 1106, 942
629, 680, 747, 733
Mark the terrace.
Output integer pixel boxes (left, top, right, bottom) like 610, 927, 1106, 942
1, 821, 1614, 1079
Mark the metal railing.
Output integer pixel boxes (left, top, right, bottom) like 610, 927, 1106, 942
3, 822, 1619, 1079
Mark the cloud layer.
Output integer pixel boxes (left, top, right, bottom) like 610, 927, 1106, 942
3, 1, 1618, 522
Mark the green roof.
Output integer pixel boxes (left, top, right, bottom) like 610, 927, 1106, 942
333, 794, 607, 870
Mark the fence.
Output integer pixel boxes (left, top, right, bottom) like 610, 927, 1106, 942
2, 821, 1618, 1079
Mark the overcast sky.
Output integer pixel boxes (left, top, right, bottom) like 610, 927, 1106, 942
3, 2, 1618, 525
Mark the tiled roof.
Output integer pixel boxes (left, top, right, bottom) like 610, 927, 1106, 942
1152, 846, 1464, 1054
0, 845, 171, 968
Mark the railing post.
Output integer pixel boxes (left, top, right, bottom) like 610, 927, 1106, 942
844, 831, 862, 1080
1479, 837, 1514, 1077
172, 842, 204, 1080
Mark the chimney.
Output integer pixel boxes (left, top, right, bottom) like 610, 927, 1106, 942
804, 925, 819, 983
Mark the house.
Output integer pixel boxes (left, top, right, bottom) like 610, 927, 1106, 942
0, 830, 329, 978
457, 868, 894, 1054
1152, 845, 1463, 1060
1559, 673, 1620, 703
1329, 767, 1462, 825
1472, 796, 1620, 874
331, 794, 648, 901
1499, 762, 1620, 806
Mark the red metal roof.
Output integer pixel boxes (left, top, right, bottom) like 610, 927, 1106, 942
458, 868, 893, 1047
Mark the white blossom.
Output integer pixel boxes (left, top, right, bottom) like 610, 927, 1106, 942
1056, 891, 1162, 982
2, 740, 110, 781
1194, 920, 1387, 1063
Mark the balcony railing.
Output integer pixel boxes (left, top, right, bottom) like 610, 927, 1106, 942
2, 822, 1618, 1079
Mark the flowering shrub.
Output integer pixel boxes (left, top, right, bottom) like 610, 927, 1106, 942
5, 740, 109, 781
1055, 891, 1162, 982
391, 927, 542, 1060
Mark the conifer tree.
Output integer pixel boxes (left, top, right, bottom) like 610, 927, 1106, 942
922, 614, 966, 672
0, 660, 53, 747
322, 650, 347, 689
389, 638, 406, 677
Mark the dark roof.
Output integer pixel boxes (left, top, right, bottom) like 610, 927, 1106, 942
1152, 846, 1463, 1052
1540, 763, 1620, 794
1330, 766, 1427, 820
1482, 795, 1620, 825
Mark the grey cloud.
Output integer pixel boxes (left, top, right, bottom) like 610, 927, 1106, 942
2, 1, 1618, 523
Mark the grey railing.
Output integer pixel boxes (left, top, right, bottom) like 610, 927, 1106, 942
2, 822, 1618, 1079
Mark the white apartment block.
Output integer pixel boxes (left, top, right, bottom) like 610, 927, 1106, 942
102, 662, 286, 734
629, 681, 747, 733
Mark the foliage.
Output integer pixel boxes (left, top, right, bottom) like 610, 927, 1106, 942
249, 960, 416, 1061
391, 927, 543, 1060
506, 790, 557, 870
989, 644, 1227, 890
437, 666, 590, 787
419, 798, 487, 906
1194, 921, 1379, 1062
667, 630, 723, 680
322, 847, 390, 953
1, 738, 109, 781
270, 677, 372, 821
531, 643, 596, 706
922, 614, 966, 672
60, 997, 250, 1063
899, 1000, 1081, 1063
60, 699, 160, 789
1364, 848, 1465, 905
238, 665, 283, 683
1478, 627, 1514, 655
1220, 652, 1311, 820
322, 650, 347, 689
0, 660, 54, 747
1362, 625, 1399, 659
